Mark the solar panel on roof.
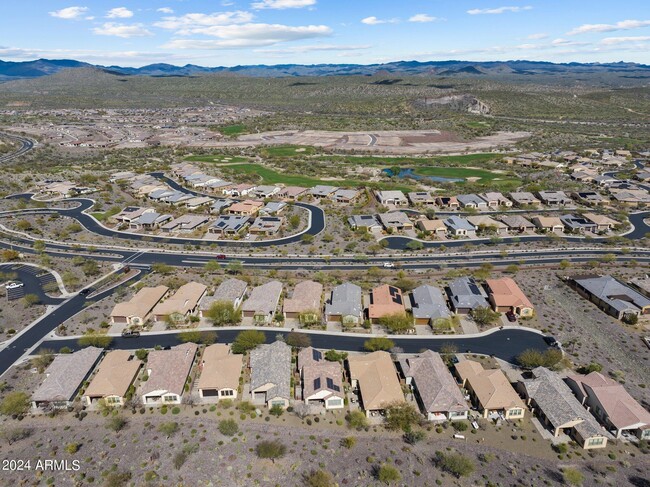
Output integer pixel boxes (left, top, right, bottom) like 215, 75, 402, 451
326, 377, 340, 392
314, 378, 321, 390
312, 349, 322, 361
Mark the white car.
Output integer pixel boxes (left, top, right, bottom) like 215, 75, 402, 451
382, 262, 395, 268
5, 281, 24, 290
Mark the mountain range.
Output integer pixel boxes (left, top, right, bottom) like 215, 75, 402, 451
1, 58, 650, 80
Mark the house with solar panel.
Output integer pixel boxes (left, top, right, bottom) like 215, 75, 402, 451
367, 284, 406, 324
297, 347, 345, 410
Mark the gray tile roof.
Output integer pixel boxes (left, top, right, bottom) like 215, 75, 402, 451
457, 194, 486, 207
404, 350, 468, 414
447, 277, 489, 310
348, 214, 381, 229
573, 275, 650, 315
325, 282, 363, 318
210, 215, 250, 233
522, 367, 608, 439
32, 347, 104, 403
241, 281, 283, 315
410, 285, 451, 320
444, 216, 475, 232
250, 341, 292, 400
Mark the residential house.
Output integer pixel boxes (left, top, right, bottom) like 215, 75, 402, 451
205, 180, 234, 193
161, 191, 194, 206
410, 285, 451, 326
183, 196, 214, 210
560, 214, 598, 233
368, 284, 406, 323
436, 196, 460, 210
500, 215, 536, 233
518, 367, 609, 449
197, 344, 243, 401
444, 216, 476, 237
347, 351, 404, 417
298, 347, 345, 410
32, 347, 104, 409
509, 192, 540, 207
227, 200, 264, 216
259, 201, 287, 215
129, 212, 172, 230
582, 213, 619, 232
378, 212, 413, 231
113, 206, 155, 224
148, 189, 176, 201
447, 277, 489, 314
532, 216, 564, 233
573, 191, 609, 206
609, 189, 650, 207
416, 218, 447, 237
252, 185, 280, 199
249, 216, 283, 236
208, 215, 250, 237
309, 185, 338, 199
400, 350, 468, 421
110, 285, 169, 327
160, 215, 209, 233
454, 360, 525, 420
467, 215, 508, 235
210, 199, 235, 214
569, 275, 650, 319
457, 194, 488, 210
241, 281, 283, 324
537, 191, 572, 206
278, 186, 308, 200
250, 341, 292, 408
227, 184, 256, 197
348, 215, 382, 232
565, 371, 650, 440
199, 278, 248, 318
141, 343, 198, 406
283, 280, 323, 324
486, 277, 534, 317
324, 282, 363, 326
83, 350, 142, 407
151, 282, 207, 324
480, 192, 512, 208
375, 190, 408, 207
332, 188, 360, 204
408, 192, 435, 206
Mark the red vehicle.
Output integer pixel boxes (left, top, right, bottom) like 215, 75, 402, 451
215, 254, 227, 260
505, 311, 517, 322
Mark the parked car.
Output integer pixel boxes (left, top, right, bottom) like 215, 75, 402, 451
79, 288, 91, 295
505, 311, 517, 322
5, 281, 24, 290
215, 254, 227, 260
544, 336, 560, 348
121, 330, 140, 338
382, 262, 395, 268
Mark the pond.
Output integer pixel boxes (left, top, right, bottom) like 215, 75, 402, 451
382, 167, 464, 183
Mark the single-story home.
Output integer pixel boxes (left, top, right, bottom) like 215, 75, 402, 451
249, 216, 283, 236
227, 200, 264, 216
151, 281, 207, 324
259, 201, 287, 216
466, 215, 508, 235
250, 341, 292, 409
309, 185, 339, 199
569, 275, 650, 319
376, 190, 408, 207
332, 188, 361, 203
480, 192, 512, 208
110, 285, 169, 327
199, 278, 248, 318
208, 215, 250, 236
347, 351, 404, 417
141, 343, 199, 406
408, 192, 435, 206
560, 214, 598, 234
83, 350, 142, 407
298, 347, 345, 410
573, 191, 609, 206
455, 360, 525, 420
252, 185, 281, 199
537, 191, 572, 206
197, 344, 243, 401
532, 216, 564, 233
444, 216, 476, 237
348, 214, 382, 232
416, 218, 447, 237
436, 196, 460, 209
410, 285, 451, 326
457, 194, 488, 210
500, 215, 536, 233
446, 276, 489, 314
582, 213, 619, 232
210, 199, 235, 214
241, 281, 283, 324
160, 215, 209, 233
486, 277, 534, 317
378, 212, 414, 231
509, 192, 540, 207
368, 284, 406, 323
283, 280, 323, 324
278, 186, 308, 200
324, 282, 363, 326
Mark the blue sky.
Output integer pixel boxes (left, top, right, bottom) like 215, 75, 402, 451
1, 1, 649, 66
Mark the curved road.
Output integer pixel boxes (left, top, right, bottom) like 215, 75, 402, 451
0, 263, 65, 305
0, 132, 35, 164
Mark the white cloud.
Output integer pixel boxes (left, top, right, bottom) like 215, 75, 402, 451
527, 33, 548, 40
568, 19, 650, 35
106, 7, 133, 19
49, 6, 89, 20
361, 16, 398, 25
162, 23, 332, 49
93, 23, 153, 38
600, 36, 650, 45
551, 38, 588, 47
256, 44, 370, 54
157, 7, 174, 14
154, 11, 254, 33
467, 6, 532, 15
409, 14, 437, 23
251, 0, 316, 9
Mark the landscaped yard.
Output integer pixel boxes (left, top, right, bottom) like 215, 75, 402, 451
215, 123, 248, 137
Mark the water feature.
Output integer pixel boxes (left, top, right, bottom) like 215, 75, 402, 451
382, 167, 464, 183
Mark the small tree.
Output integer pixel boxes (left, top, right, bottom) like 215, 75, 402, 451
562, 467, 585, 486
285, 331, 311, 349
135, 349, 149, 361
376, 464, 401, 484
23, 294, 41, 307
218, 419, 239, 436
304, 469, 336, 487
577, 362, 602, 374
517, 348, 563, 370
346, 410, 369, 430
205, 301, 241, 326
324, 349, 348, 362
158, 421, 179, 438
0, 392, 30, 416
105, 415, 127, 432
65, 443, 80, 454
470, 307, 500, 327
435, 451, 475, 478
0, 427, 32, 444
341, 436, 356, 449
364, 337, 395, 352
31, 348, 54, 373
178, 331, 203, 343
384, 401, 420, 432
152, 263, 174, 275
405, 240, 424, 251
78, 332, 112, 348
255, 440, 286, 462
269, 404, 284, 417
378, 313, 413, 335
622, 313, 639, 325
231, 330, 266, 354
404, 429, 426, 444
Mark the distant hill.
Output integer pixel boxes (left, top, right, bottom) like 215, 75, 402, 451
1, 58, 649, 80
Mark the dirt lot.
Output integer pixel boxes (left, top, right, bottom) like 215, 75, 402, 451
0, 409, 647, 486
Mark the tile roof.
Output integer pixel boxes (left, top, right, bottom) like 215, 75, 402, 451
241, 281, 283, 315
84, 350, 142, 399
141, 343, 198, 397
325, 282, 363, 318
250, 341, 292, 400
152, 282, 207, 316
410, 285, 451, 320
348, 351, 403, 411
486, 277, 534, 310
111, 285, 169, 321
368, 284, 406, 319
447, 277, 489, 310
455, 360, 525, 411
197, 344, 243, 392
283, 280, 323, 314
573, 275, 650, 314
